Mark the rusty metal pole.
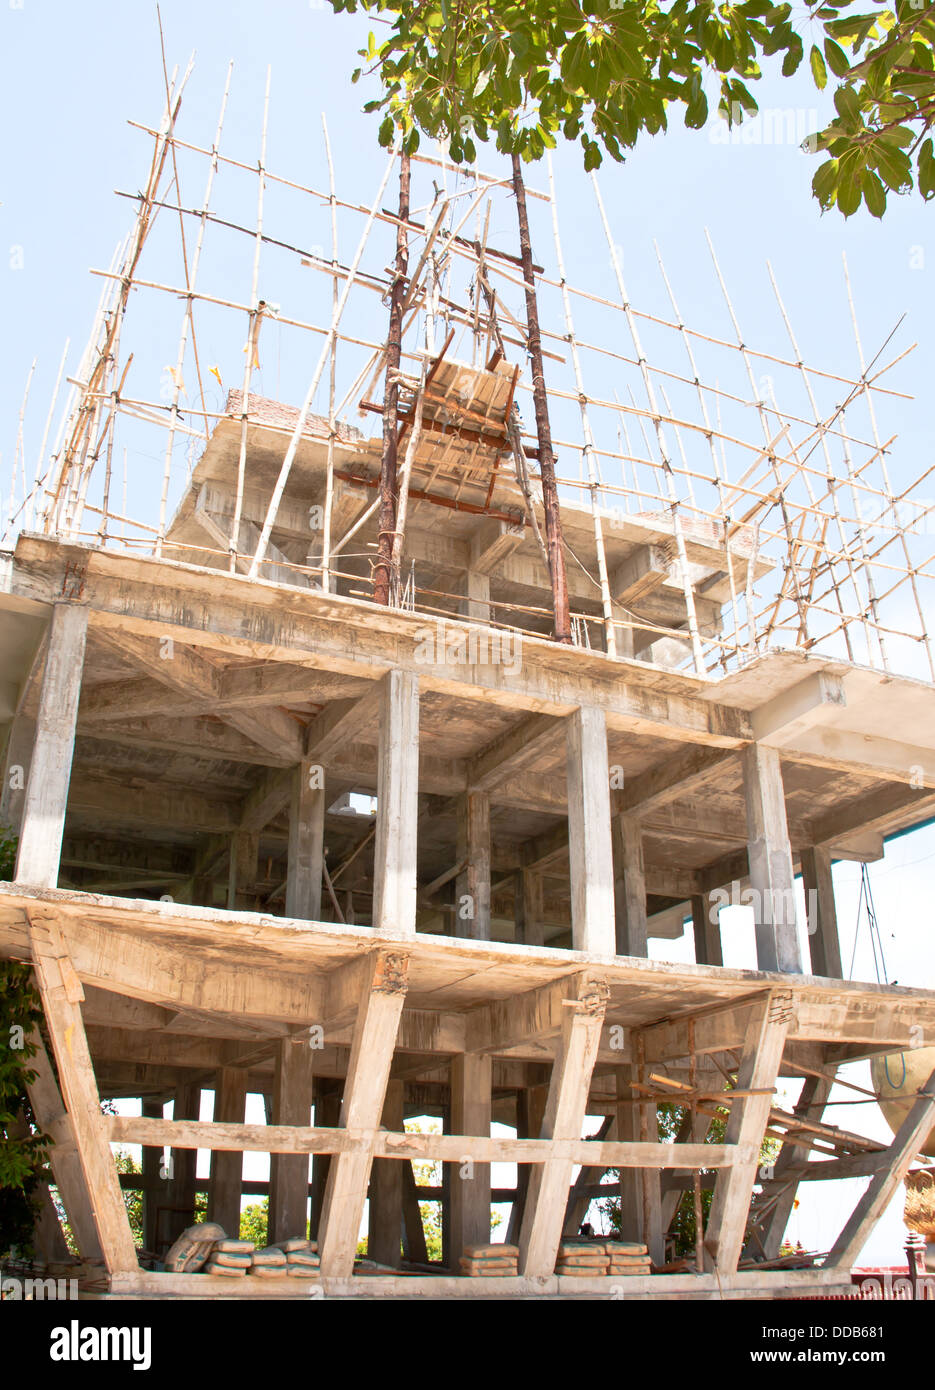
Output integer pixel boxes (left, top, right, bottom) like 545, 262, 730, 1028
511, 153, 571, 643
373, 151, 411, 607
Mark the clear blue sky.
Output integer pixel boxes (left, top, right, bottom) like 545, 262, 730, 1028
2, 0, 932, 1267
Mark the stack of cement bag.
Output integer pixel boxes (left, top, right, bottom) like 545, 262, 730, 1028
251, 1239, 321, 1278
280, 1238, 321, 1277
554, 1240, 610, 1276
459, 1243, 519, 1277
161, 1224, 323, 1280
605, 1241, 651, 1276
205, 1238, 255, 1277
163, 1223, 229, 1273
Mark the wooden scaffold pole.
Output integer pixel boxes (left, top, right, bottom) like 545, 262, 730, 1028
512, 153, 571, 644
373, 151, 411, 607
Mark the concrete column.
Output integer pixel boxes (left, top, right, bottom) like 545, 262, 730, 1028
449, 1054, 492, 1257
310, 1085, 341, 1239
692, 891, 724, 967
269, 1039, 314, 1245
613, 813, 648, 956
208, 1068, 248, 1237
615, 1066, 643, 1241
227, 832, 259, 911
514, 867, 544, 946
566, 706, 615, 955
462, 571, 491, 623
455, 790, 491, 940
15, 603, 88, 887
141, 1099, 164, 1254
286, 760, 325, 920
368, 1079, 404, 1266
506, 1082, 549, 1246
742, 744, 802, 973
800, 846, 843, 978
372, 670, 420, 936
166, 1082, 201, 1246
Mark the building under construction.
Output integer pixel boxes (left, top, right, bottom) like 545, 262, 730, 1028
2, 62, 935, 1299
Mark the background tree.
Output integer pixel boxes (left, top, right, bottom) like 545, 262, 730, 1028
0, 963, 49, 1259
595, 1100, 781, 1257
331, 0, 935, 216
0, 827, 53, 1261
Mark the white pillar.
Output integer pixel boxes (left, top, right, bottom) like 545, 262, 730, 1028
742, 744, 802, 973
566, 706, 615, 955
15, 603, 88, 888
372, 670, 420, 936
286, 759, 325, 920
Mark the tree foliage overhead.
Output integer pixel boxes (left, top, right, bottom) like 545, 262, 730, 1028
331, 0, 935, 216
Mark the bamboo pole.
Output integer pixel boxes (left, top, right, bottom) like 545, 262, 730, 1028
592, 174, 704, 673
373, 152, 411, 607
842, 254, 934, 679
512, 153, 571, 644
547, 154, 616, 658
227, 66, 269, 573
320, 111, 340, 595
248, 142, 400, 579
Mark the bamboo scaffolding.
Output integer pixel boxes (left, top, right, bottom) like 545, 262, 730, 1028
7, 71, 931, 687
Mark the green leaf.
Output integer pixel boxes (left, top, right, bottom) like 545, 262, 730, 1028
837, 177, 862, 216
823, 37, 850, 76
919, 138, 935, 199
833, 84, 861, 125
812, 156, 840, 206
862, 170, 886, 217
810, 44, 828, 90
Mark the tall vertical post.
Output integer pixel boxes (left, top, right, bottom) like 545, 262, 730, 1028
507, 1080, 549, 1246
368, 1078, 404, 1266
373, 152, 410, 607
372, 670, 420, 936
286, 759, 325, 920
800, 846, 843, 977
566, 706, 615, 955
310, 1084, 341, 1238
692, 892, 724, 966
449, 1053, 492, 1258
227, 832, 258, 912
141, 1099, 164, 1254
455, 790, 491, 940
742, 744, 802, 973
512, 154, 571, 644
208, 1067, 248, 1236
269, 1039, 315, 1244
615, 1066, 643, 1242
15, 603, 88, 887
462, 571, 491, 624
613, 812, 648, 956
166, 1081, 200, 1246
515, 867, 545, 946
